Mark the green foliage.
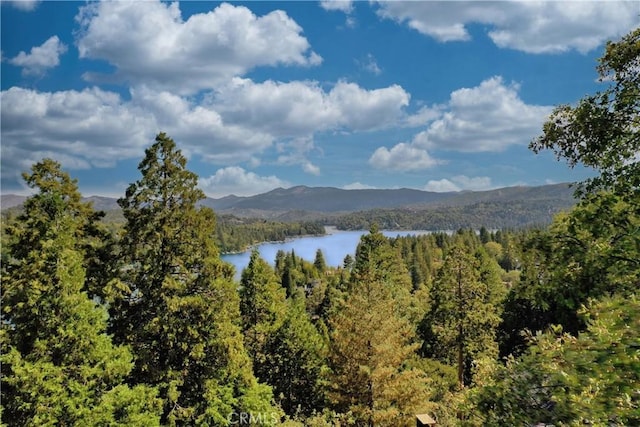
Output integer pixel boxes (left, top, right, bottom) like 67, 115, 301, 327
327, 229, 431, 426
1, 160, 161, 426
351, 225, 413, 312
4, 37, 637, 424
472, 295, 640, 426
240, 250, 288, 360
215, 215, 324, 253
335, 198, 573, 231
314, 248, 327, 273
530, 27, 639, 195
1, 159, 114, 301
240, 251, 328, 418
421, 244, 506, 388
109, 133, 276, 425
509, 191, 639, 337
261, 299, 328, 417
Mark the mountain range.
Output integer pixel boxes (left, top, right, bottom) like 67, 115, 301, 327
2, 183, 577, 221
203, 183, 576, 215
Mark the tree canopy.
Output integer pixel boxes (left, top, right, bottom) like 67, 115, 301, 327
109, 133, 276, 425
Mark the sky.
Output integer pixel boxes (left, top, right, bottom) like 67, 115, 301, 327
1, 1, 638, 198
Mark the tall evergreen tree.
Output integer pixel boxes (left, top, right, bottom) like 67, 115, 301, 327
350, 225, 418, 321
1, 160, 161, 426
240, 251, 327, 417
350, 224, 411, 293
262, 298, 328, 417
110, 133, 276, 425
421, 244, 504, 388
313, 249, 327, 274
327, 277, 430, 426
240, 250, 288, 366
327, 229, 431, 426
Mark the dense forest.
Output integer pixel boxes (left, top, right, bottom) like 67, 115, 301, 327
331, 199, 570, 231
1, 28, 638, 426
215, 216, 325, 253
2, 208, 326, 255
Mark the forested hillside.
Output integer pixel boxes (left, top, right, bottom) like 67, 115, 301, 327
333, 198, 571, 230
214, 216, 325, 253
1, 28, 638, 426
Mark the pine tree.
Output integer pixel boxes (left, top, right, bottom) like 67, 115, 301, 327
350, 225, 415, 319
110, 133, 276, 425
314, 249, 327, 274
421, 244, 504, 388
325, 228, 431, 426
327, 277, 430, 426
262, 299, 328, 417
240, 250, 288, 365
239, 251, 327, 417
1, 160, 161, 426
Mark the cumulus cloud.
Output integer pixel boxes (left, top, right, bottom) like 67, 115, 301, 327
327, 81, 410, 130
0, 85, 277, 183
275, 137, 321, 175
214, 78, 410, 135
369, 76, 550, 172
374, 1, 638, 53
75, 1, 322, 94
413, 76, 552, 152
131, 86, 274, 164
199, 166, 290, 197
369, 143, 440, 171
0, 86, 152, 181
0, 74, 413, 183
404, 105, 442, 127
302, 162, 321, 176
9, 35, 67, 76
424, 175, 492, 192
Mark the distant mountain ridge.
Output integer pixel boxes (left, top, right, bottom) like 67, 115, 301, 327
2, 183, 576, 217
201, 183, 576, 215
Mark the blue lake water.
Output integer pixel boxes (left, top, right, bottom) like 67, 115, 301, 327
222, 227, 438, 277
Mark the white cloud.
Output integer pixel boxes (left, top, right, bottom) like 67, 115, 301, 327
424, 175, 492, 192
370, 76, 549, 172
404, 105, 442, 127
131, 86, 274, 164
275, 137, 321, 175
75, 1, 321, 94
4, 0, 39, 11
303, 162, 321, 176
374, 1, 639, 53
214, 78, 410, 135
423, 178, 460, 193
1, 75, 412, 183
319, 0, 353, 13
9, 36, 67, 76
328, 81, 410, 131
413, 76, 552, 152
0, 86, 277, 182
199, 166, 289, 198
343, 182, 376, 190
369, 143, 440, 171
0, 86, 153, 181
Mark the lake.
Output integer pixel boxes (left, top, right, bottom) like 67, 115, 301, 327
222, 227, 440, 277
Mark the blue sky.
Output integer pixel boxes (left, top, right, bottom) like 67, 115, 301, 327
2, 1, 638, 197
